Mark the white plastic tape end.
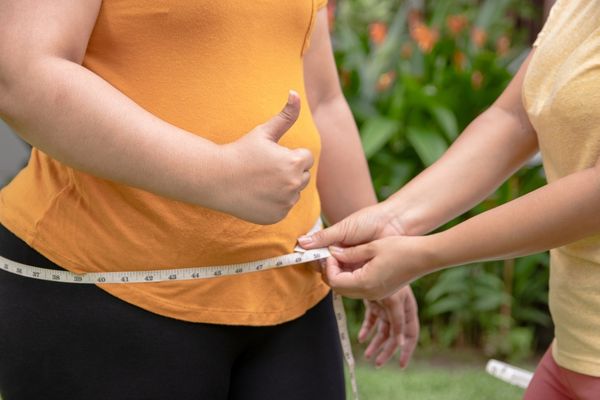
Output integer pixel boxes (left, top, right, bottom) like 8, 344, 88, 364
486, 359, 534, 389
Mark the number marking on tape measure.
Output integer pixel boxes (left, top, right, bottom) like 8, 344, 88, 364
0, 248, 329, 284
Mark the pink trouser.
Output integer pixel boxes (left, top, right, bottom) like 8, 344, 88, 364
524, 347, 600, 400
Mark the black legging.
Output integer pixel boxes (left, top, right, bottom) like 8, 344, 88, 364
0, 224, 345, 400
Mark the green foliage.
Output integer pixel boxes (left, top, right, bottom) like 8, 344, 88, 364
351, 361, 525, 399
332, 0, 550, 359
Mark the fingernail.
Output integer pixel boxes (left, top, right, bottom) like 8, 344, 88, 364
288, 90, 298, 104
298, 235, 312, 245
330, 246, 344, 253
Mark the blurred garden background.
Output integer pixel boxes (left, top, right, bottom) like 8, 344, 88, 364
0, 0, 557, 398
327, 0, 556, 398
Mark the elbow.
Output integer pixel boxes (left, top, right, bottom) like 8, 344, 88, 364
0, 39, 22, 118
309, 90, 346, 126
0, 41, 46, 121
0, 55, 50, 124
0, 67, 12, 119
0, 58, 25, 122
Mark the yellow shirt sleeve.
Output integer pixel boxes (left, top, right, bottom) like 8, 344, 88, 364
533, 0, 564, 48
316, 0, 328, 10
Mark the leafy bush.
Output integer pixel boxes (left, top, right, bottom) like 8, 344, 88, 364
332, 0, 550, 360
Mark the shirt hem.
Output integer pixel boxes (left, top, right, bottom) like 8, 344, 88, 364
552, 340, 600, 377
99, 282, 331, 326
0, 213, 332, 326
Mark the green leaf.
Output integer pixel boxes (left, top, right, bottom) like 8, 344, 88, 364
427, 296, 467, 316
430, 106, 459, 141
425, 268, 470, 303
473, 293, 505, 312
513, 308, 551, 326
360, 117, 399, 159
475, 0, 512, 31
361, 4, 409, 100
406, 126, 448, 166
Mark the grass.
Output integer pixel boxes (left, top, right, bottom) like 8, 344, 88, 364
350, 363, 524, 399
348, 350, 533, 400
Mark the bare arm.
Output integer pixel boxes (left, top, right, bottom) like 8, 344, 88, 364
302, 52, 539, 248
317, 52, 600, 299
304, 10, 419, 368
431, 161, 600, 265
0, 0, 312, 225
304, 11, 376, 223
384, 52, 538, 235
326, 153, 600, 299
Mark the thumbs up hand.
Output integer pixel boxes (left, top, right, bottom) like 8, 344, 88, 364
218, 91, 314, 224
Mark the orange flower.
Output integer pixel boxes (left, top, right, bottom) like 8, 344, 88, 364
369, 22, 388, 45
401, 42, 413, 59
408, 9, 424, 29
340, 68, 351, 88
411, 22, 439, 53
471, 27, 487, 48
446, 14, 468, 36
327, 2, 336, 32
453, 51, 466, 71
496, 35, 510, 56
471, 70, 484, 89
376, 71, 396, 92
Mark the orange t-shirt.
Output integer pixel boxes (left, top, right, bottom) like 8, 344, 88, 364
0, 0, 329, 325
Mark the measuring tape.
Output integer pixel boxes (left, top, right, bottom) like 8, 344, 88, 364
0, 219, 359, 399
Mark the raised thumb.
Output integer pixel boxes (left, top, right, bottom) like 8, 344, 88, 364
261, 90, 301, 142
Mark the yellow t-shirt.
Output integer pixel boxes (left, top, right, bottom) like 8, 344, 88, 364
0, 0, 329, 326
523, 0, 600, 375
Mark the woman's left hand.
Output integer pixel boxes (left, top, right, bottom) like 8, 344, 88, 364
358, 286, 419, 368
325, 235, 436, 300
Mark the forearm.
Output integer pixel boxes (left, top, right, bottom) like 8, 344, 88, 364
429, 165, 600, 270
313, 95, 377, 223
384, 105, 538, 235
303, 10, 377, 224
1, 57, 223, 207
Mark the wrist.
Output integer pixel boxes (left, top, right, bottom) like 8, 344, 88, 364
380, 197, 428, 236
195, 142, 237, 211
386, 192, 454, 236
422, 230, 460, 273
415, 234, 445, 275
377, 199, 409, 235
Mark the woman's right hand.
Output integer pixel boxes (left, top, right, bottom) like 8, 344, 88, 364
298, 202, 404, 249
217, 91, 314, 224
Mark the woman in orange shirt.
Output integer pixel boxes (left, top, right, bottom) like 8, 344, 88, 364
0, 1, 418, 399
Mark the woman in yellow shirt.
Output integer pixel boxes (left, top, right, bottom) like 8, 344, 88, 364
0, 0, 419, 399
301, 1, 600, 398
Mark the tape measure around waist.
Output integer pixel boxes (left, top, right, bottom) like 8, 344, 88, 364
0, 218, 359, 399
